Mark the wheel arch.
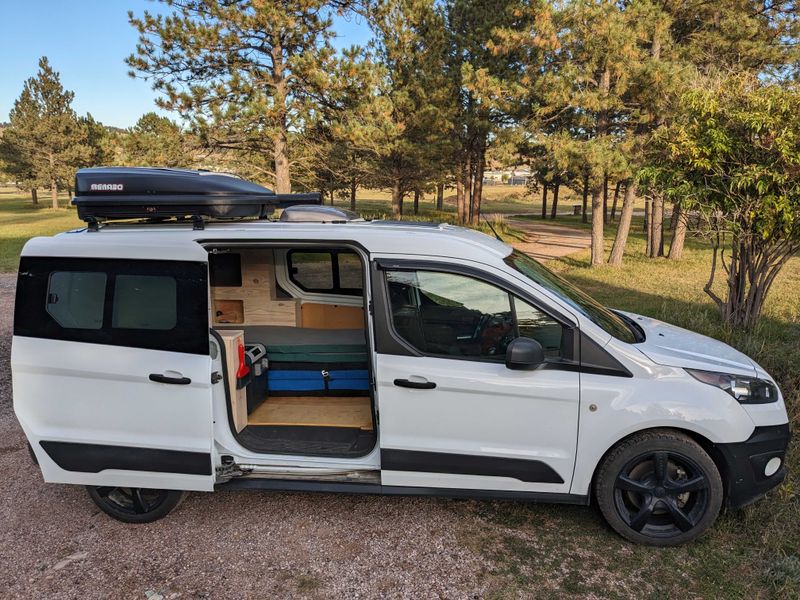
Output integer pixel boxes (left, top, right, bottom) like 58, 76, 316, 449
585, 426, 731, 504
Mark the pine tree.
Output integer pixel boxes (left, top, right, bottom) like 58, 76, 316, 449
127, 0, 343, 193
0, 57, 87, 209
123, 112, 190, 167
367, 0, 455, 218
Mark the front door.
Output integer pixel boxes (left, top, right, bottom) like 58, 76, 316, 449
373, 260, 580, 495
12, 243, 214, 491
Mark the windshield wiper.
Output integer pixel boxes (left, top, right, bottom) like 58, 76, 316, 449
613, 310, 646, 343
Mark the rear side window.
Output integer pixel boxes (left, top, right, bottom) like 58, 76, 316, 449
46, 271, 106, 329
15, 257, 208, 355
287, 250, 363, 296
112, 275, 177, 330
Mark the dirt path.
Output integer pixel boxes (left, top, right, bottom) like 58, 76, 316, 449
504, 218, 591, 261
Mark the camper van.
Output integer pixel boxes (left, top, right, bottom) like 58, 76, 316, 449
12, 168, 790, 546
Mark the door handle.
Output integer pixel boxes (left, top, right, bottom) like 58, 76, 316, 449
393, 378, 436, 390
149, 373, 192, 385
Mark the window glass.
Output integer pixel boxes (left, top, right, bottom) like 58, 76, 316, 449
288, 250, 362, 295
290, 252, 334, 290
46, 271, 106, 329
514, 297, 562, 356
112, 275, 177, 330
386, 269, 563, 360
337, 253, 363, 289
387, 270, 514, 358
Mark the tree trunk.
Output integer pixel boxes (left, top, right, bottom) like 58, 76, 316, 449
391, 179, 403, 219
456, 161, 467, 224
611, 181, 621, 221
668, 202, 687, 260
329, 190, 335, 206
591, 185, 605, 266
272, 42, 291, 194
51, 180, 58, 210
541, 185, 548, 219
31, 188, 38, 205
350, 178, 357, 212
602, 173, 609, 226
648, 194, 664, 258
643, 198, 650, 232
581, 174, 589, 223
608, 182, 636, 266
413, 189, 420, 215
550, 183, 560, 219
436, 182, 444, 211
470, 143, 485, 225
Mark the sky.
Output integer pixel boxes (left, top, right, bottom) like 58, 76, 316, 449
0, 1, 373, 128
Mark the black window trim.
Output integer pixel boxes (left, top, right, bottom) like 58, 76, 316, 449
286, 249, 363, 297
373, 258, 579, 365
15, 256, 210, 355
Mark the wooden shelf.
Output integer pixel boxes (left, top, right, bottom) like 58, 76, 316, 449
248, 396, 373, 430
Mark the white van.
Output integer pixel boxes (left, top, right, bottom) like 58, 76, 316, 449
12, 168, 790, 546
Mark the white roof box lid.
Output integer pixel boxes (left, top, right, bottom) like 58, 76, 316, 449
279, 205, 362, 223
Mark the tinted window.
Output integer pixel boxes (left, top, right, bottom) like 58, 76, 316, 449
288, 250, 362, 296
15, 257, 209, 355
113, 275, 177, 330
386, 269, 561, 359
46, 271, 106, 329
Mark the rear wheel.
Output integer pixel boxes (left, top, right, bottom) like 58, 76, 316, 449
86, 486, 185, 523
595, 430, 723, 546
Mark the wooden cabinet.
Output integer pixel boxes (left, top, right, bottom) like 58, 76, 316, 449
218, 329, 248, 433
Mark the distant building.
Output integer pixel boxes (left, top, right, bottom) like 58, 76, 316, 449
483, 167, 531, 186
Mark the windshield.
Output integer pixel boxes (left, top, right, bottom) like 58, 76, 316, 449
504, 250, 638, 343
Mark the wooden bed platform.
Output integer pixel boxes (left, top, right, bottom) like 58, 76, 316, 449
248, 396, 373, 430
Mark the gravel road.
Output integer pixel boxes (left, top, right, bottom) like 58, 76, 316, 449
0, 273, 501, 599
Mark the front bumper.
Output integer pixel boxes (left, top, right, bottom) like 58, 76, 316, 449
713, 423, 791, 509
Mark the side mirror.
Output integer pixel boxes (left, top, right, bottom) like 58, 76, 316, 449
505, 337, 545, 370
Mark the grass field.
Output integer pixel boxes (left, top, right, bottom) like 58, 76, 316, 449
1, 185, 797, 597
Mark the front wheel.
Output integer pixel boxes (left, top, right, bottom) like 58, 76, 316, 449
595, 430, 723, 546
86, 486, 185, 523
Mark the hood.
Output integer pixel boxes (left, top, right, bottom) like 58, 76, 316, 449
621, 312, 757, 376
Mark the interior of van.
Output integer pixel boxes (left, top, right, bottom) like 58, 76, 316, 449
207, 245, 376, 458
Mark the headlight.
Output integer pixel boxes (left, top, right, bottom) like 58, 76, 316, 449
686, 369, 779, 404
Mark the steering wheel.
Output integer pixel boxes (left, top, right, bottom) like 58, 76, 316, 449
476, 312, 514, 355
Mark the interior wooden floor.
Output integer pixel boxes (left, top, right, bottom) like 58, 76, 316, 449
248, 396, 373, 430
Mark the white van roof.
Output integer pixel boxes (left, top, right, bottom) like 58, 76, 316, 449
20, 220, 513, 263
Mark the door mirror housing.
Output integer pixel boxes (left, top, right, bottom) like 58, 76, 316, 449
505, 337, 545, 370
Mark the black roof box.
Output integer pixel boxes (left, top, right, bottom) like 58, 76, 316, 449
72, 167, 320, 222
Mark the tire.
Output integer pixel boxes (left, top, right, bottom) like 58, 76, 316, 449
594, 430, 723, 546
86, 486, 186, 523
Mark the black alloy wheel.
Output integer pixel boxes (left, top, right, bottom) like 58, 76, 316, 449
86, 486, 185, 523
596, 430, 723, 546
614, 450, 709, 537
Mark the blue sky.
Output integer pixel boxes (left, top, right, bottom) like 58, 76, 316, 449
0, 1, 372, 128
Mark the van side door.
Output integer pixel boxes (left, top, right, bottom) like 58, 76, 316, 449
12, 245, 214, 491
372, 259, 581, 497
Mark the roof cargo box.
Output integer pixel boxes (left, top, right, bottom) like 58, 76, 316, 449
72, 167, 320, 223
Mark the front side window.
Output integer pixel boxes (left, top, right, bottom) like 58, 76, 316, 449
385, 269, 562, 360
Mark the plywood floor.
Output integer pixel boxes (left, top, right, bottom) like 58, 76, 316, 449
248, 396, 373, 430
